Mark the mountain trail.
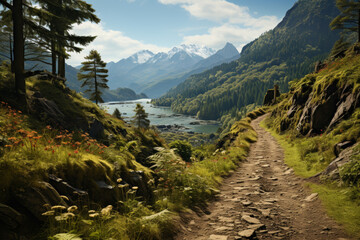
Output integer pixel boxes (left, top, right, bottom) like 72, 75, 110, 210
175, 114, 353, 240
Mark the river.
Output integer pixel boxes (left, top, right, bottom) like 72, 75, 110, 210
101, 99, 219, 134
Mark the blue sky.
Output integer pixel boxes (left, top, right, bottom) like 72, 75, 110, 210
69, 0, 297, 66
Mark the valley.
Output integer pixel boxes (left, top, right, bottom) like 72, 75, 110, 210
1, 0, 360, 239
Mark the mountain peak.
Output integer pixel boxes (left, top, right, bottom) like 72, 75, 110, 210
168, 44, 216, 59
216, 42, 239, 59
129, 50, 155, 64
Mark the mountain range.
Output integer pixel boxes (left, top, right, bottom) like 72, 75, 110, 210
153, 0, 341, 123
107, 43, 240, 98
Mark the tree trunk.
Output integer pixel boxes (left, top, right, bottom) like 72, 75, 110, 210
9, 34, 14, 73
358, 8, 360, 43
94, 62, 98, 105
50, 37, 56, 74
13, 0, 27, 109
57, 47, 65, 78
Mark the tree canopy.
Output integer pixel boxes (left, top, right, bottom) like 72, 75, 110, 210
331, 0, 360, 42
132, 103, 150, 129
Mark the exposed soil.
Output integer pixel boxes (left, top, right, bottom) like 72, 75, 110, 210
175, 115, 353, 240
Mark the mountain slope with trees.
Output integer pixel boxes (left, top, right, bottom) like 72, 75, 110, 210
153, 0, 341, 122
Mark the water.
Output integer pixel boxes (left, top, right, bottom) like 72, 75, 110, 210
101, 99, 219, 134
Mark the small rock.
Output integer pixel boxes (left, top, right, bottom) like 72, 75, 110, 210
248, 224, 265, 230
280, 226, 290, 231
241, 215, 261, 224
242, 200, 252, 206
261, 164, 270, 168
189, 220, 195, 225
268, 230, 280, 235
304, 193, 318, 202
209, 234, 228, 240
260, 209, 271, 217
238, 229, 255, 238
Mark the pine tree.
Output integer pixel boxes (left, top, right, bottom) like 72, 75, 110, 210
77, 50, 109, 105
112, 108, 123, 120
38, 0, 99, 77
132, 103, 150, 129
330, 0, 360, 42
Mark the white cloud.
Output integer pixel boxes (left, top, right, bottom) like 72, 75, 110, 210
159, 0, 280, 52
68, 22, 169, 66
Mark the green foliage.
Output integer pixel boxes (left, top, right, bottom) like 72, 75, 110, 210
78, 50, 109, 105
169, 140, 192, 162
330, 0, 360, 42
132, 103, 150, 129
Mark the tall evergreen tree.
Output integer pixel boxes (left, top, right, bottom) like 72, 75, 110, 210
38, 0, 100, 77
331, 0, 360, 42
77, 50, 109, 105
132, 103, 150, 129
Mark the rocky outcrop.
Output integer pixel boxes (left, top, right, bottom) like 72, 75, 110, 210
14, 181, 68, 222
282, 78, 360, 135
263, 89, 280, 106
30, 93, 66, 126
49, 174, 88, 203
310, 143, 358, 181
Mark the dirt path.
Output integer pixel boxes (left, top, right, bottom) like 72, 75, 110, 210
175, 115, 352, 240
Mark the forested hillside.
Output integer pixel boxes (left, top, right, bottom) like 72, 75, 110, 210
153, 0, 340, 121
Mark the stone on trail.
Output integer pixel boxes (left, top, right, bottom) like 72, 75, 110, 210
241, 200, 252, 206
209, 234, 228, 240
238, 229, 255, 238
241, 215, 261, 224
248, 224, 265, 230
304, 193, 318, 202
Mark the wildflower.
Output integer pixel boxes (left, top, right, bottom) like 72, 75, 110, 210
132, 186, 138, 190
75, 142, 81, 145
116, 178, 122, 183
42, 210, 55, 216
89, 213, 99, 218
88, 210, 96, 214
52, 150, 55, 154
5, 145, 12, 148
51, 205, 67, 211
60, 195, 69, 201
101, 205, 113, 216
68, 153, 71, 157
67, 205, 78, 213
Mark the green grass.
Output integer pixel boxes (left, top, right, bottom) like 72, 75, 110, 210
309, 183, 360, 238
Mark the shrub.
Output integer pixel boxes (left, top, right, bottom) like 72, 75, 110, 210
169, 140, 192, 162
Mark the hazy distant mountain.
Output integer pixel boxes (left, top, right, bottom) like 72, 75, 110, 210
107, 44, 215, 91
107, 43, 240, 98
141, 43, 240, 98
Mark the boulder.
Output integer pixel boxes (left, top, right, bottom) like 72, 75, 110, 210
0, 203, 23, 230
92, 181, 117, 206
328, 93, 356, 129
48, 174, 88, 203
89, 119, 104, 139
14, 181, 68, 221
310, 145, 356, 181
30, 97, 65, 126
311, 93, 338, 132
334, 141, 354, 157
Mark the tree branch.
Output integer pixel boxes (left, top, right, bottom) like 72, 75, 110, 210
0, 0, 12, 10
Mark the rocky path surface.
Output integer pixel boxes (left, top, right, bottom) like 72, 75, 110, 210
175, 115, 352, 240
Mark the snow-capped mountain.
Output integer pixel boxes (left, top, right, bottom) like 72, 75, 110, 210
107, 43, 239, 97
129, 50, 155, 64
